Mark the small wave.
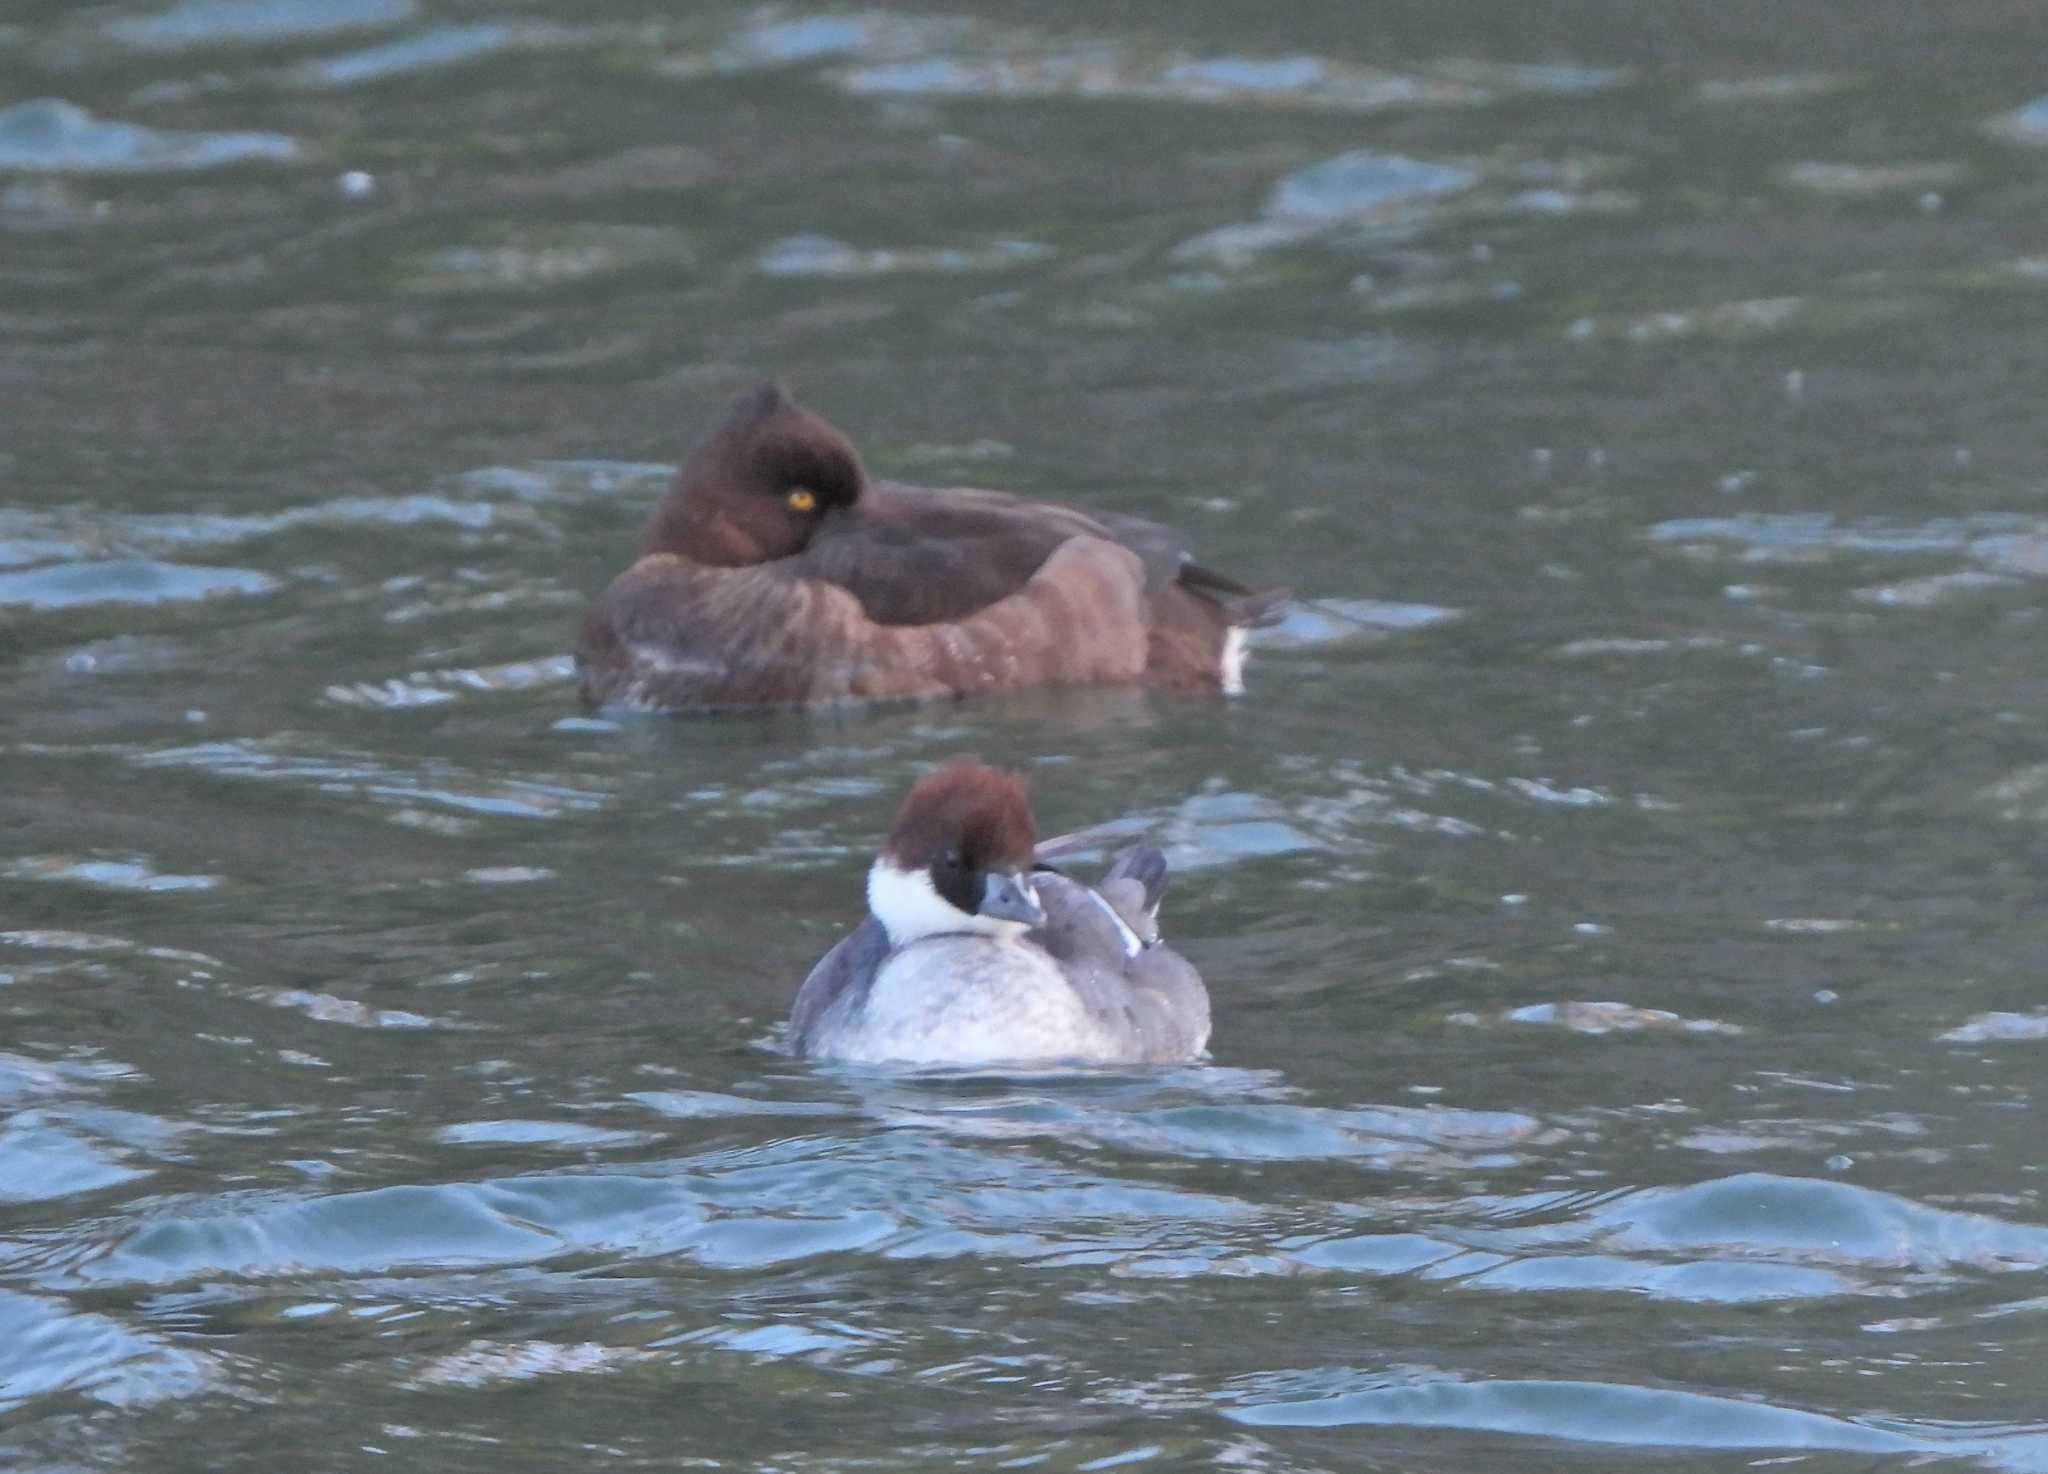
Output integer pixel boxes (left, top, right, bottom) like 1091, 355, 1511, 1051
0, 559, 277, 610
0, 99, 295, 172
105, 0, 414, 50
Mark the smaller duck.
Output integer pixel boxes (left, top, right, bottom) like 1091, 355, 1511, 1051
790, 762, 1211, 1066
576, 382, 1285, 711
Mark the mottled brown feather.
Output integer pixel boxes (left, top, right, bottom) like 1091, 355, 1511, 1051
578, 537, 1150, 709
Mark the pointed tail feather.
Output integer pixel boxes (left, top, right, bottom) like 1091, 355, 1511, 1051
1176, 560, 1290, 628
1103, 845, 1169, 920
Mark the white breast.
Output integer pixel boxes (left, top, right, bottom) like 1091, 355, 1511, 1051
824, 936, 1120, 1066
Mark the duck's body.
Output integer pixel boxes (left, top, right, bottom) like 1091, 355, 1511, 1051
789, 763, 1210, 1067
577, 384, 1283, 712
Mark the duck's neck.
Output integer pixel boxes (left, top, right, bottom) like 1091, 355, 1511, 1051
868, 859, 1028, 947
641, 488, 761, 566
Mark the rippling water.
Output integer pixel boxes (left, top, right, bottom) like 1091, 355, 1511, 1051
5, 1, 2048, 1469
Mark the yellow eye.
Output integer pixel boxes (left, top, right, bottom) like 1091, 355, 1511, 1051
787, 488, 817, 513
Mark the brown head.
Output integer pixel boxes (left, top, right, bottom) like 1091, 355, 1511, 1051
868, 761, 1045, 942
641, 382, 867, 565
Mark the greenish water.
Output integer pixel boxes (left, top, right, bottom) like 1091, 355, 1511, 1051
5, 3, 2048, 1470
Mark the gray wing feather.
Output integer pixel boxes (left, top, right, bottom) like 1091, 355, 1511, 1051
1029, 865, 1210, 1063
789, 915, 890, 1055
1094, 880, 1159, 947
1124, 945, 1210, 1060
1101, 846, 1167, 926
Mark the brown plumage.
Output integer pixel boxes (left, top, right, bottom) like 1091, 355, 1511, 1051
880, 761, 1036, 875
576, 382, 1286, 712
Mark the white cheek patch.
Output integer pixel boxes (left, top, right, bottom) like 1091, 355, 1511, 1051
867, 860, 1025, 945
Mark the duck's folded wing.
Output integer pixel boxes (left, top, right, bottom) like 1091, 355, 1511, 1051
816, 481, 1285, 630
1125, 944, 1211, 1059
1101, 846, 1168, 925
1091, 511, 1203, 598
1093, 511, 1288, 625
865, 485, 1267, 611
789, 915, 890, 1057
579, 535, 1150, 710
862, 482, 1111, 541
1031, 871, 1211, 1062
1032, 845, 1165, 944
1030, 872, 1145, 967
803, 484, 1112, 625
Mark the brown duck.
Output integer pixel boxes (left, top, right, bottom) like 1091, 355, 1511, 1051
576, 383, 1285, 711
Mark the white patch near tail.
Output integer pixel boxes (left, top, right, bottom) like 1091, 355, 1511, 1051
1219, 626, 1248, 696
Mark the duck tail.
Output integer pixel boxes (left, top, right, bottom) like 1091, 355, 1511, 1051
1176, 559, 1291, 629
1103, 845, 1169, 920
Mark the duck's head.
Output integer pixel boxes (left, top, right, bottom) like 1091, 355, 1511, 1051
867, 762, 1046, 945
642, 381, 866, 565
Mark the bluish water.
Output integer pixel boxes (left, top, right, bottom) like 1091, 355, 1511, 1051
5, 2, 2048, 1469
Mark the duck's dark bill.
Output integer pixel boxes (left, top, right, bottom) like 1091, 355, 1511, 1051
979, 870, 1047, 928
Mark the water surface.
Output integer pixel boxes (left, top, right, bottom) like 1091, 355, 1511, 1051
5, 2, 2048, 1469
